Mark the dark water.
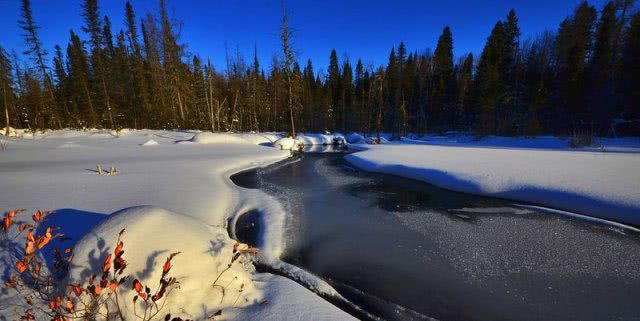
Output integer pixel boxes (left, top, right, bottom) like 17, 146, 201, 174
231, 152, 640, 321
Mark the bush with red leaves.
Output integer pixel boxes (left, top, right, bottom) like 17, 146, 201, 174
1, 209, 260, 321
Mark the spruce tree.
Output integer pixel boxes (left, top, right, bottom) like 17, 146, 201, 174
619, 12, 640, 120
0, 47, 14, 134
475, 22, 506, 134
327, 49, 341, 130
433, 27, 454, 128
341, 59, 353, 131
67, 30, 97, 126
19, 0, 59, 128
555, 1, 596, 132
280, 2, 297, 137
588, 1, 618, 131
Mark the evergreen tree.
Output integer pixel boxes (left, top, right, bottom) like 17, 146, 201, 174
0, 47, 15, 134
588, 1, 619, 131
67, 30, 97, 127
341, 59, 353, 131
327, 49, 341, 130
619, 12, 640, 120
475, 22, 506, 134
19, 0, 59, 128
456, 53, 474, 129
432, 27, 454, 128
555, 1, 596, 132
280, 2, 297, 137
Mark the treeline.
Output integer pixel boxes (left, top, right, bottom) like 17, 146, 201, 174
1, 0, 639, 136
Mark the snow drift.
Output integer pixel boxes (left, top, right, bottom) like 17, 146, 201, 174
346, 144, 640, 226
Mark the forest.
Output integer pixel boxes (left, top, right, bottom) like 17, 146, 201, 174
1, 0, 639, 137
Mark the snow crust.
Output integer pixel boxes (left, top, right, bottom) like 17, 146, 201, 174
346, 142, 640, 226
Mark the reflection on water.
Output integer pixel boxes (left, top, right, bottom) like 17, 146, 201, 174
234, 152, 640, 321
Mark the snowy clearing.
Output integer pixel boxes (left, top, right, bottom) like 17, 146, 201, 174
0, 129, 354, 321
346, 140, 640, 226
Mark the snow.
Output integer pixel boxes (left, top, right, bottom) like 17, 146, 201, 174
67, 206, 261, 319
296, 133, 346, 146
140, 139, 159, 146
400, 134, 640, 153
0, 129, 355, 320
272, 137, 303, 150
345, 133, 365, 144
345, 141, 640, 226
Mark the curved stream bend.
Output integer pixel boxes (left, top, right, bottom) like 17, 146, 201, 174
230, 151, 640, 321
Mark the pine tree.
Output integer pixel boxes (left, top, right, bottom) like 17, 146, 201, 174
555, 1, 596, 132
0, 47, 14, 134
456, 53, 474, 129
354, 59, 365, 132
588, 1, 619, 131
18, 0, 60, 128
475, 21, 506, 134
385, 46, 400, 133
327, 49, 341, 131
619, 12, 640, 120
52, 45, 69, 123
341, 59, 353, 131
67, 30, 97, 127
433, 27, 454, 128
501, 9, 524, 135
160, 0, 187, 126
82, 0, 115, 128
280, 1, 297, 137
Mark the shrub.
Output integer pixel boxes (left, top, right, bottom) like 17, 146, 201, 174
1, 209, 257, 321
569, 131, 600, 148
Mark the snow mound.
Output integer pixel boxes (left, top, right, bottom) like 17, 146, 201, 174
345, 133, 365, 144
234, 133, 282, 145
273, 137, 303, 150
111, 128, 131, 137
190, 132, 251, 144
296, 133, 334, 145
68, 206, 260, 320
365, 136, 388, 144
1, 127, 34, 138
1, 127, 18, 137
58, 142, 80, 148
141, 139, 159, 146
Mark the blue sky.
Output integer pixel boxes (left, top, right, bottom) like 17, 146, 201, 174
0, 0, 610, 73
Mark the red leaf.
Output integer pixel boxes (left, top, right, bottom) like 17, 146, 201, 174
16, 261, 27, 273
133, 279, 143, 293
65, 298, 74, 312
32, 210, 41, 222
109, 280, 118, 291
103, 254, 112, 273
70, 284, 83, 297
163, 258, 171, 274
114, 241, 124, 256
2, 216, 11, 231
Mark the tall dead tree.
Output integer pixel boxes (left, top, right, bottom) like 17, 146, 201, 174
280, 1, 296, 138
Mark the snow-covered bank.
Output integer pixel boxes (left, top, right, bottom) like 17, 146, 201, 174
346, 143, 640, 226
400, 134, 640, 153
0, 129, 355, 320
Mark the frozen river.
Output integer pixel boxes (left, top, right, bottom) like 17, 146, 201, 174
231, 151, 640, 321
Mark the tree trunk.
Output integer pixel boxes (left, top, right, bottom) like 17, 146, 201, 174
3, 83, 9, 136
287, 74, 296, 138
102, 77, 114, 129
